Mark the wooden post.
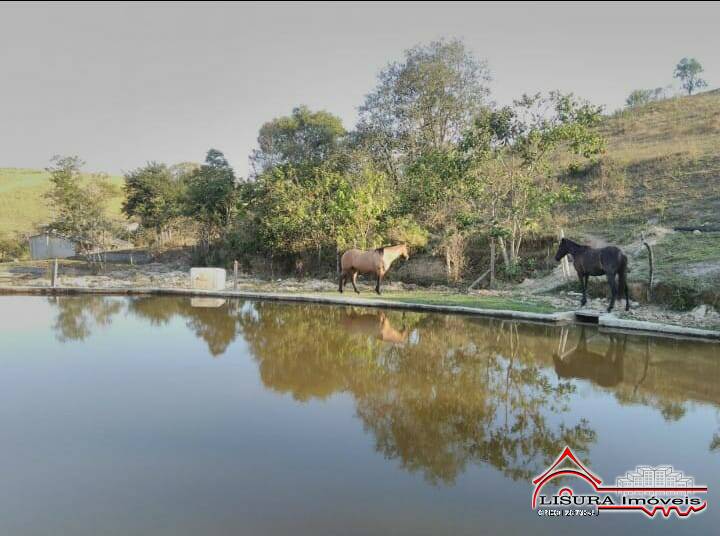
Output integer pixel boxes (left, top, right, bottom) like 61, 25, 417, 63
51, 258, 58, 288
467, 269, 491, 292
641, 233, 654, 302
559, 229, 571, 279
233, 260, 239, 290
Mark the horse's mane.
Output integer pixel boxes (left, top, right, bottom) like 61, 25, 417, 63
375, 247, 385, 254
564, 238, 589, 251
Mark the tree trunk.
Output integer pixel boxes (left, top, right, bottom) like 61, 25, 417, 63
489, 238, 496, 287
445, 250, 452, 283
498, 236, 510, 268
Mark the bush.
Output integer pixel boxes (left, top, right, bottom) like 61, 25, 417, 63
0, 235, 29, 262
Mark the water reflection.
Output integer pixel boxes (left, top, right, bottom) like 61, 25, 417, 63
553, 326, 626, 387
341, 310, 410, 343
49, 296, 124, 342
129, 296, 241, 356
46, 296, 720, 481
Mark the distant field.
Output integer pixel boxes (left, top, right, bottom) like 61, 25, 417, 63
0, 168, 126, 238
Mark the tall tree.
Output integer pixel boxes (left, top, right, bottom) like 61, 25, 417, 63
356, 38, 491, 180
674, 58, 708, 95
250, 106, 346, 176
44, 155, 117, 254
185, 149, 239, 256
123, 162, 185, 241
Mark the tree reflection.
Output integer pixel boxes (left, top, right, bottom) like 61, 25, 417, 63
49, 296, 124, 342
45, 296, 720, 464
239, 304, 595, 484
128, 296, 242, 356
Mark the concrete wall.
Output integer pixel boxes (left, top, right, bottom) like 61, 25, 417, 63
99, 250, 151, 264
190, 268, 226, 290
28, 234, 77, 260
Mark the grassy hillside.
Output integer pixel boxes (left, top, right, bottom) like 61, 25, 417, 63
564, 89, 720, 237
560, 89, 720, 307
0, 168, 126, 239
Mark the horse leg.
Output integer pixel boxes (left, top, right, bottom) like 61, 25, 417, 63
578, 272, 587, 306
338, 271, 346, 293
605, 271, 617, 312
375, 273, 383, 295
351, 271, 360, 294
619, 265, 630, 311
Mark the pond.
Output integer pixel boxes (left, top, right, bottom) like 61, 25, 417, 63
0, 295, 718, 535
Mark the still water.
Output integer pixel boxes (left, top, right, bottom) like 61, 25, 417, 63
0, 295, 718, 535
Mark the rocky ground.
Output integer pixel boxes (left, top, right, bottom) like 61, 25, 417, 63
1, 259, 719, 331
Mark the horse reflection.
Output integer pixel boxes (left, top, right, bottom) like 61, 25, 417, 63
553, 327, 626, 387
341, 311, 409, 344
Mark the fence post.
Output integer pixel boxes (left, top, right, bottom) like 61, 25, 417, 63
559, 229, 571, 280
233, 260, 238, 290
51, 258, 59, 288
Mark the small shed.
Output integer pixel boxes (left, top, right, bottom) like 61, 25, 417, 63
28, 232, 77, 260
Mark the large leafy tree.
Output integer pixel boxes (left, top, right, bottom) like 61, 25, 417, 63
123, 162, 186, 241
250, 105, 346, 176
674, 57, 708, 95
184, 149, 239, 255
356, 39, 491, 180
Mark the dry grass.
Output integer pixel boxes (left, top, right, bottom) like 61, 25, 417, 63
560, 90, 720, 236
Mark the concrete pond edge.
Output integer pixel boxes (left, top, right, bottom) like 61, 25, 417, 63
1, 285, 718, 343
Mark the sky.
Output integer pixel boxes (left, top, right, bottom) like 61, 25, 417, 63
1, 1, 718, 176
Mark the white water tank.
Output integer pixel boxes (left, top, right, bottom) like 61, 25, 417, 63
190, 267, 226, 290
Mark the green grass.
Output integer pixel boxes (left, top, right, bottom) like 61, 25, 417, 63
0, 168, 126, 239
635, 232, 720, 289
318, 290, 558, 314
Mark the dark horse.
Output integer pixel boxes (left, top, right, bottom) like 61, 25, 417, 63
555, 238, 630, 312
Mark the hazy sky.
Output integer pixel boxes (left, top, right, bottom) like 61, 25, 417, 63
1, 1, 718, 176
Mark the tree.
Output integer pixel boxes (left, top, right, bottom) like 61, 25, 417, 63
461, 92, 605, 273
674, 58, 708, 95
625, 87, 668, 108
184, 149, 239, 257
249, 163, 391, 270
123, 162, 185, 242
44, 155, 117, 256
356, 38, 491, 180
250, 106, 346, 176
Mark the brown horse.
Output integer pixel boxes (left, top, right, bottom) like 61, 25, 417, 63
339, 244, 409, 295
555, 238, 630, 312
